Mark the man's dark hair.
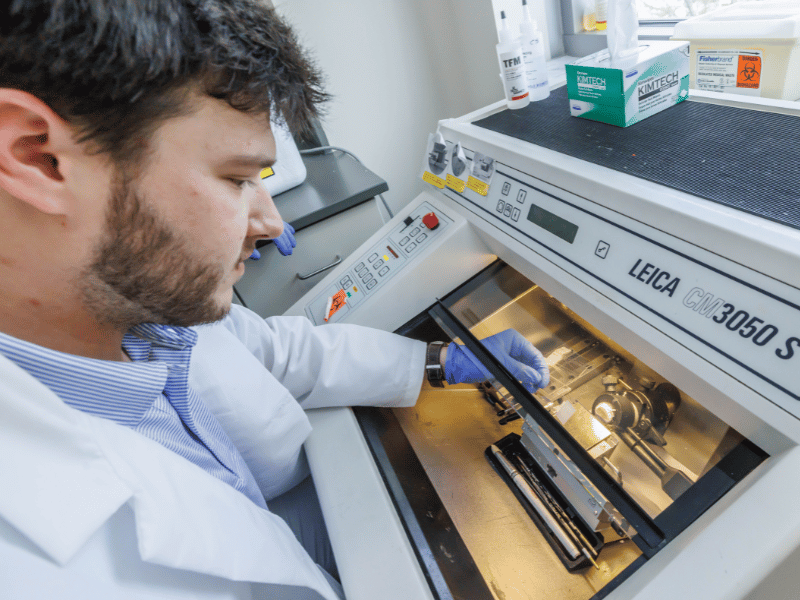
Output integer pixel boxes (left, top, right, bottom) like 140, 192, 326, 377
0, 0, 327, 165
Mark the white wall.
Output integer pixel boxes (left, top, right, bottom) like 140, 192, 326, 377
274, 0, 500, 215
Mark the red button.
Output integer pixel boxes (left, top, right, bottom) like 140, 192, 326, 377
422, 212, 439, 230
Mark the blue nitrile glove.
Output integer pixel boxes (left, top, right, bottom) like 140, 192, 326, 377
445, 329, 550, 392
274, 221, 296, 256
249, 248, 261, 260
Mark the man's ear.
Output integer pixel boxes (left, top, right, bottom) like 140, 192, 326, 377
0, 89, 78, 215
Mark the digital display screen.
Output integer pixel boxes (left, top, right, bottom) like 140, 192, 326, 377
527, 204, 579, 244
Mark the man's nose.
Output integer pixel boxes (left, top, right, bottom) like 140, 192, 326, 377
247, 184, 284, 242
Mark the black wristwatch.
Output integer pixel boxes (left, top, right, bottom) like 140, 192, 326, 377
426, 341, 446, 387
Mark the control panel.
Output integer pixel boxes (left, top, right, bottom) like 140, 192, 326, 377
304, 202, 451, 325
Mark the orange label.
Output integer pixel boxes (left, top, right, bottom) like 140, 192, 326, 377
737, 55, 761, 89
328, 289, 347, 320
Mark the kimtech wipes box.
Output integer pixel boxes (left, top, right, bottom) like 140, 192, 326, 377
566, 41, 690, 127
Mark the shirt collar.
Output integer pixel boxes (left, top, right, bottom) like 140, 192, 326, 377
128, 323, 199, 350
0, 326, 197, 427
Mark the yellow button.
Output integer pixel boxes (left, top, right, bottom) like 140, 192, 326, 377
260, 167, 274, 179
383, 254, 389, 261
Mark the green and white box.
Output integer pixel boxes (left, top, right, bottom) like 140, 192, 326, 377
566, 41, 690, 127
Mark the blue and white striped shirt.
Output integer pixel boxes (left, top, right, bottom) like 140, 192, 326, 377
0, 324, 267, 509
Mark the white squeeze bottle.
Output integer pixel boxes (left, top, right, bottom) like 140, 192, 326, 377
496, 10, 529, 109
518, 0, 550, 101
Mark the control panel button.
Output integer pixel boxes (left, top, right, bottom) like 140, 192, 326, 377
399, 236, 409, 246
503, 204, 512, 218
363, 272, 375, 282
501, 182, 511, 196
378, 266, 389, 276
340, 277, 353, 288
368, 253, 379, 262
516, 189, 527, 204
496, 200, 505, 213
410, 227, 420, 236
405, 242, 417, 253
366, 280, 377, 290
416, 233, 427, 243
511, 207, 520, 222
422, 212, 439, 230
356, 262, 365, 271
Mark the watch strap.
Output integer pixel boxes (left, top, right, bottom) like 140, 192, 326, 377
426, 341, 446, 387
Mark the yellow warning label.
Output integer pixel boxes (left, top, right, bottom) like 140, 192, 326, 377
260, 167, 275, 179
422, 171, 446, 189
467, 176, 490, 196
446, 174, 466, 193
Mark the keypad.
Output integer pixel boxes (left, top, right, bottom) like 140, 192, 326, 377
308, 204, 449, 327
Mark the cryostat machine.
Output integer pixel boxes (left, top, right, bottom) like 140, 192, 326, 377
286, 86, 800, 600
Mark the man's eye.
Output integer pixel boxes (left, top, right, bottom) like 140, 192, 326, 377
229, 178, 250, 189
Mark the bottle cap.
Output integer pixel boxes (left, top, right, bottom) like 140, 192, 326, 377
521, 0, 538, 30
498, 10, 514, 44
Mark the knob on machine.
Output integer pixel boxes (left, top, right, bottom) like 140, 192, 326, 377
422, 212, 440, 230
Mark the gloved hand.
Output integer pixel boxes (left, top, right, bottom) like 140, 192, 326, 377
444, 329, 550, 392
274, 221, 296, 256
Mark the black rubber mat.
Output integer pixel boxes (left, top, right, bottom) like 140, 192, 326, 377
472, 86, 800, 231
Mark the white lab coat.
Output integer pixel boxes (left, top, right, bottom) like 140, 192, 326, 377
0, 306, 426, 599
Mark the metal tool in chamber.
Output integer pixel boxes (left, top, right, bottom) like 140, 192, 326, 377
483, 329, 697, 570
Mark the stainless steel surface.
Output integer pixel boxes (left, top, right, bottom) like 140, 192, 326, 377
389, 263, 752, 598
393, 387, 640, 600
296, 255, 342, 280
490, 445, 582, 560
520, 415, 612, 532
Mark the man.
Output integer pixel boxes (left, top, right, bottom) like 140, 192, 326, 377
0, 2, 549, 599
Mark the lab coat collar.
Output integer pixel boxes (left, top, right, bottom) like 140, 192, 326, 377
0, 352, 133, 565
0, 354, 338, 599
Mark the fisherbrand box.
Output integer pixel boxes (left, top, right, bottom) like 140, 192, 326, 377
565, 41, 690, 127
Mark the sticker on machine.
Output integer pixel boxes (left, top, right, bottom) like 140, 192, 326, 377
421, 132, 447, 189
467, 152, 495, 196
695, 49, 763, 96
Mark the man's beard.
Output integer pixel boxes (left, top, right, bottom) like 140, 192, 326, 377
80, 173, 235, 329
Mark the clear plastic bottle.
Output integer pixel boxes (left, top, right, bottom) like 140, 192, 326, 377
581, 0, 597, 31
496, 10, 529, 109
518, 0, 550, 101
596, 0, 608, 30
